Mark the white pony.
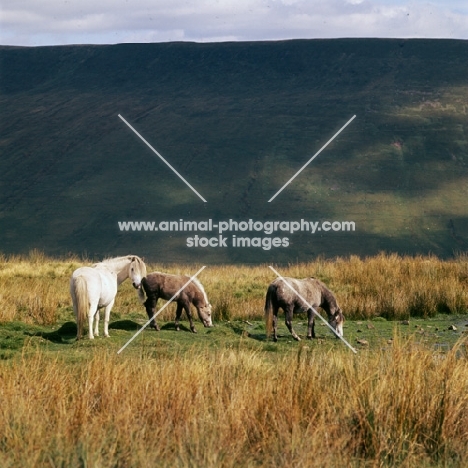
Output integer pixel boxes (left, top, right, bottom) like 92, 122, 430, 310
70, 255, 147, 340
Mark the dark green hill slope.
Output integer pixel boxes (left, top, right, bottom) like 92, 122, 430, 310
1, 39, 467, 263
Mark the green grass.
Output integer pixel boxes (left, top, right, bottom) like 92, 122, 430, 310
2, 311, 466, 362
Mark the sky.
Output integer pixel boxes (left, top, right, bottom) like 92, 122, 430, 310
1, 0, 468, 46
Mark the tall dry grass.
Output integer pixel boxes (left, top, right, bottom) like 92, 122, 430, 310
299, 253, 468, 320
0, 250, 82, 324
1, 336, 467, 467
0, 251, 467, 324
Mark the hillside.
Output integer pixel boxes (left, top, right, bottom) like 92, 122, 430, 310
0, 39, 467, 263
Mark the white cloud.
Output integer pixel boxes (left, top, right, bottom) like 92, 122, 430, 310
0, 0, 467, 46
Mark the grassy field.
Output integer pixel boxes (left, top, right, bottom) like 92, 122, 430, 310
1, 252, 468, 467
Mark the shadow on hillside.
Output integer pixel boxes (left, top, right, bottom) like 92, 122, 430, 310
25, 321, 77, 344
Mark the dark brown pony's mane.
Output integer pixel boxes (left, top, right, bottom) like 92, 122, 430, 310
318, 280, 339, 313
265, 275, 344, 342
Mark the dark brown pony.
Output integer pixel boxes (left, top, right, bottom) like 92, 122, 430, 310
265, 276, 344, 342
139, 272, 213, 333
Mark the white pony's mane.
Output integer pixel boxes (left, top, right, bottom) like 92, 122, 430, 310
92, 256, 146, 287
100, 255, 139, 264
94, 255, 144, 268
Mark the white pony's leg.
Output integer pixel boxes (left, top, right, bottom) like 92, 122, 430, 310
94, 310, 100, 337
103, 299, 115, 338
88, 301, 99, 339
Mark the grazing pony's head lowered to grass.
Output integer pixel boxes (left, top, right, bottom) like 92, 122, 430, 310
139, 271, 213, 333
265, 276, 344, 342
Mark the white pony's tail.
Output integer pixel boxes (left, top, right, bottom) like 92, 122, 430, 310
73, 276, 89, 340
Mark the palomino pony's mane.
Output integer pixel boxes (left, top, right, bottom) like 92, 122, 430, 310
139, 271, 209, 306
191, 276, 209, 304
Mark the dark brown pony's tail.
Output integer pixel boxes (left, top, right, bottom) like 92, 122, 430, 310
264, 285, 275, 338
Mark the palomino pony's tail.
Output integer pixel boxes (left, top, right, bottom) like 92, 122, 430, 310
73, 276, 89, 340
264, 285, 275, 338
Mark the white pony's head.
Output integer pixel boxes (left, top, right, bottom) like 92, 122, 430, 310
129, 256, 147, 290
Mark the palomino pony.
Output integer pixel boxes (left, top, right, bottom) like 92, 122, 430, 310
70, 255, 146, 340
138, 271, 213, 333
265, 276, 344, 342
